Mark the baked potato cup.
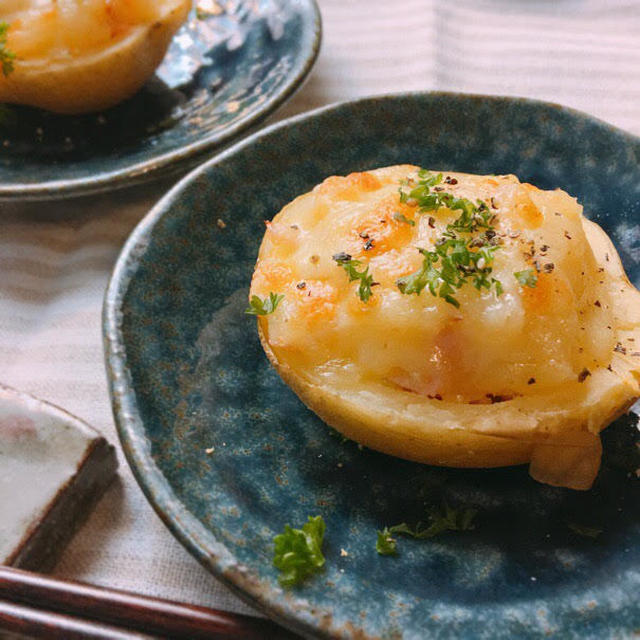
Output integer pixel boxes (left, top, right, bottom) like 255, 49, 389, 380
0, 0, 190, 113
250, 166, 640, 490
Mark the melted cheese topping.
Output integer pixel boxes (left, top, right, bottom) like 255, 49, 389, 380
4, 0, 164, 58
251, 166, 617, 404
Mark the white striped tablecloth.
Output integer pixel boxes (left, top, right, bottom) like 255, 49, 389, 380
1, 0, 639, 618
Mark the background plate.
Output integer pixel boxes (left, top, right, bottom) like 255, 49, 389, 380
105, 93, 640, 639
0, 0, 320, 201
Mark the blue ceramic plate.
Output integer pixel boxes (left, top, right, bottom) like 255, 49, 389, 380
104, 93, 640, 639
0, 0, 320, 202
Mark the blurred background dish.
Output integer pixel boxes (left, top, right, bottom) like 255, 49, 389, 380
0, 0, 321, 202
0, 0, 192, 114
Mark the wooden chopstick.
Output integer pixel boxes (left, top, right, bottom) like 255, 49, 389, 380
0, 599, 151, 639
0, 566, 299, 639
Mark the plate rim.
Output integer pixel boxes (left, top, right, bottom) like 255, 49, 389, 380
103, 90, 640, 639
0, 0, 322, 203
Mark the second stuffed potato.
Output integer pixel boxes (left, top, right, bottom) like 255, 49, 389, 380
0, 0, 190, 113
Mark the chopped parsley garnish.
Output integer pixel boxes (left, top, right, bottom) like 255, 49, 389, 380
376, 528, 398, 556
399, 170, 494, 233
333, 252, 377, 302
393, 212, 415, 226
397, 242, 503, 308
273, 516, 326, 587
514, 269, 538, 288
395, 170, 504, 307
399, 169, 443, 205
378, 503, 477, 555
0, 23, 15, 77
245, 292, 284, 315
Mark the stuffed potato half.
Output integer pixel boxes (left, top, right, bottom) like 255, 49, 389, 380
0, 0, 191, 113
250, 166, 640, 490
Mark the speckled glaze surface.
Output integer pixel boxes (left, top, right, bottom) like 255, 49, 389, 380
0, 0, 321, 202
104, 93, 640, 639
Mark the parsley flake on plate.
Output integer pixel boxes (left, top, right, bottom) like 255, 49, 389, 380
245, 292, 284, 316
394, 503, 477, 538
378, 503, 477, 555
273, 515, 326, 587
376, 527, 398, 556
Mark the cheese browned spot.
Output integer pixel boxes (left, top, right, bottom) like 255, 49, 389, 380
250, 166, 640, 490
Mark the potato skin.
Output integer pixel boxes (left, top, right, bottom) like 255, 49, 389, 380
0, 0, 190, 114
258, 321, 536, 468
253, 168, 640, 490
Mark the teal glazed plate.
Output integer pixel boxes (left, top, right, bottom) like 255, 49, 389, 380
0, 0, 320, 202
104, 93, 640, 639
